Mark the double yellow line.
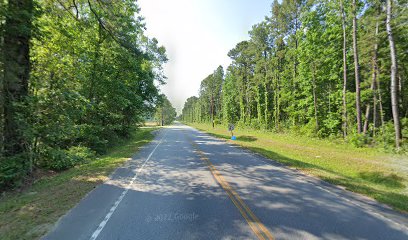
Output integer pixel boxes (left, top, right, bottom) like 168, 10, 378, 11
192, 143, 274, 240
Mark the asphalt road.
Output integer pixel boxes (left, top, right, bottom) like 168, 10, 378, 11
43, 123, 408, 240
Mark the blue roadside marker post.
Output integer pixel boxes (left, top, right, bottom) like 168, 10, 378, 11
228, 123, 236, 140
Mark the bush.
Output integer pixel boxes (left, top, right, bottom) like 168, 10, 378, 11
373, 121, 400, 151
236, 120, 247, 130
299, 119, 317, 137
0, 154, 29, 190
388, 118, 408, 153
66, 146, 96, 164
76, 124, 110, 154
320, 114, 341, 138
39, 146, 95, 171
349, 133, 372, 148
250, 118, 261, 130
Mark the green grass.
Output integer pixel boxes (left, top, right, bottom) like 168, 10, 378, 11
187, 122, 408, 213
0, 127, 157, 240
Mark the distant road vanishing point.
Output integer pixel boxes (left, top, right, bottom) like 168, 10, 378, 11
44, 123, 408, 240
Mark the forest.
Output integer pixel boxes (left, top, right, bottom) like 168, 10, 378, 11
0, 0, 168, 190
154, 94, 177, 126
182, 0, 407, 151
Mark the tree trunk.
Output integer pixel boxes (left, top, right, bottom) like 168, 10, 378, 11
352, 0, 362, 134
3, 0, 33, 156
240, 90, 245, 123
386, 0, 402, 148
263, 53, 269, 128
373, 82, 378, 137
263, 80, 268, 128
161, 107, 164, 126
0, 29, 3, 155
376, 67, 385, 129
246, 79, 251, 123
274, 72, 280, 131
363, 77, 376, 134
398, 73, 403, 115
363, 17, 379, 134
340, 0, 348, 138
294, 10, 299, 79
211, 93, 214, 128
89, 24, 105, 101
256, 85, 262, 125
312, 63, 319, 132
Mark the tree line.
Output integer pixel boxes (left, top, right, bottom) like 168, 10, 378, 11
154, 94, 177, 126
182, 0, 407, 150
0, 0, 167, 190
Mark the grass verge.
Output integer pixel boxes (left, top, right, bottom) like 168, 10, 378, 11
0, 127, 157, 240
187, 122, 408, 213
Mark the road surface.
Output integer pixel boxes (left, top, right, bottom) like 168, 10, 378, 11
44, 123, 408, 240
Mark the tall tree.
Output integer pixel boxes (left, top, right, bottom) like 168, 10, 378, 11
2, 0, 33, 156
0, 0, 6, 155
155, 94, 176, 126
198, 66, 224, 127
352, 0, 362, 134
363, 9, 380, 135
1, 0, 168, 189
386, 0, 402, 148
182, 0, 407, 151
340, 0, 348, 137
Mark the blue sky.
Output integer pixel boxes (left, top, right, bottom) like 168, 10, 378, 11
138, 0, 272, 112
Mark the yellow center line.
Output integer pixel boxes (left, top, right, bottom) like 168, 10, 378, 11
201, 156, 265, 240
191, 141, 274, 240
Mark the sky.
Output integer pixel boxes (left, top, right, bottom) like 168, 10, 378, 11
138, 0, 272, 113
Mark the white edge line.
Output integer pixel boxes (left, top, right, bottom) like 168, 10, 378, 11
89, 130, 167, 240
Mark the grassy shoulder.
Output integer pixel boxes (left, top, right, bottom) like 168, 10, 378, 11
0, 127, 158, 240
187, 122, 408, 213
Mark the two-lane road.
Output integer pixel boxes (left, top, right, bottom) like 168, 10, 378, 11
44, 123, 408, 240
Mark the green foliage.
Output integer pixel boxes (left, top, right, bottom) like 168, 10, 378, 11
0, 0, 167, 190
191, 122, 408, 212
374, 118, 408, 153
38, 146, 95, 171
181, 0, 406, 152
0, 154, 28, 190
349, 133, 372, 148
320, 112, 342, 137
154, 94, 177, 125
0, 128, 156, 240
298, 119, 318, 137
249, 118, 261, 130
